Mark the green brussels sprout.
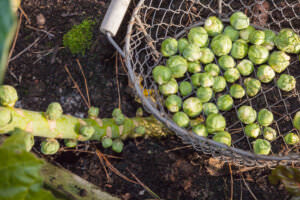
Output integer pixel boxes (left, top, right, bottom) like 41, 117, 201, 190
183, 44, 202, 62
166, 55, 188, 78
191, 73, 214, 87
277, 74, 296, 92
212, 131, 232, 146
183, 97, 203, 117
88, 106, 99, 118
165, 95, 182, 112
135, 126, 146, 135
0, 85, 18, 107
25, 134, 34, 152
112, 139, 124, 153
64, 139, 78, 148
224, 68, 240, 83
199, 48, 215, 64
217, 94, 234, 111
230, 12, 250, 30
213, 76, 227, 93
293, 111, 300, 131
159, 78, 178, 96
244, 78, 261, 97
245, 123, 261, 138
263, 127, 277, 141
204, 16, 224, 36
262, 30, 276, 50
41, 138, 60, 155
253, 139, 271, 155
230, 84, 245, 99
114, 114, 125, 125
231, 39, 248, 59
236, 59, 254, 76
161, 38, 178, 57
224, 25, 239, 41
258, 109, 273, 126
256, 65, 275, 83
188, 27, 209, 47
206, 113, 226, 133
196, 87, 214, 103
211, 34, 232, 56
192, 124, 208, 137
0, 107, 11, 127
248, 45, 269, 65
249, 30, 265, 45
268, 51, 290, 73
238, 106, 257, 124
284, 132, 300, 145
46, 102, 63, 120
136, 107, 143, 117
173, 112, 190, 128
178, 38, 189, 54
274, 28, 300, 54
218, 55, 236, 71
203, 103, 219, 116
188, 62, 201, 73
152, 65, 172, 85
204, 63, 220, 76
80, 126, 95, 140
112, 108, 122, 118
102, 137, 113, 148
240, 25, 255, 42
179, 81, 192, 96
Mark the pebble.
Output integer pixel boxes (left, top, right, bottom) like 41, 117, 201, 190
36, 13, 46, 26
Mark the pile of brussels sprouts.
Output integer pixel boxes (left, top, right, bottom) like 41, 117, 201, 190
152, 12, 300, 155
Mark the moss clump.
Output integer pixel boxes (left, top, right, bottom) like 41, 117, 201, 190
63, 19, 95, 55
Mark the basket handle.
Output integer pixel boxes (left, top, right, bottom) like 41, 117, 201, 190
100, 0, 131, 36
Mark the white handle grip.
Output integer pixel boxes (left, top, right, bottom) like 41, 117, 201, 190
100, 0, 131, 36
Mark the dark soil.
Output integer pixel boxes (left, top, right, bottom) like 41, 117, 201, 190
4, 0, 293, 199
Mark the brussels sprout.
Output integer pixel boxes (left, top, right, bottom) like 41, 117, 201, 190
238, 106, 257, 124
245, 123, 261, 138
192, 124, 208, 137
10, 129, 35, 152
212, 131, 232, 146
114, 114, 125, 125
206, 113, 226, 133
0, 107, 11, 127
218, 55, 236, 71
262, 30, 276, 50
64, 139, 78, 148
213, 76, 227, 93
204, 16, 224, 36
236, 59, 254, 76
277, 74, 296, 92
249, 30, 265, 45
263, 127, 277, 141
240, 25, 255, 42
88, 106, 99, 118
199, 48, 215, 64
183, 44, 202, 62
165, 95, 182, 112
217, 94, 234, 111
112, 108, 122, 118
183, 97, 203, 117
224, 68, 240, 83
224, 25, 239, 41
244, 78, 261, 97
190, 118, 204, 127
166, 55, 188, 78
102, 136, 113, 148
293, 111, 300, 131
161, 38, 178, 57
196, 87, 213, 103
192, 72, 214, 87
211, 34, 232, 56
274, 28, 300, 54
173, 112, 190, 127
136, 107, 143, 117
188, 61, 201, 73
230, 84, 245, 99
204, 63, 220, 76
188, 27, 209, 47
258, 109, 273, 127
0, 85, 18, 107
256, 65, 275, 83
159, 78, 178, 96
253, 139, 271, 155
152, 65, 172, 85
135, 126, 146, 135
203, 103, 219, 116
179, 81, 192, 96
248, 45, 269, 65
178, 38, 189, 54
46, 102, 63, 120
268, 51, 290, 73
41, 138, 60, 155
230, 12, 250, 30
284, 132, 299, 145
231, 39, 248, 59
80, 126, 95, 140
112, 139, 124, 153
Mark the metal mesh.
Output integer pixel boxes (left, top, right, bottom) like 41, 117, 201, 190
124, 0, 300, 166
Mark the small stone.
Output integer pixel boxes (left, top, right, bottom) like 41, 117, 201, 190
36, 13, 46, 26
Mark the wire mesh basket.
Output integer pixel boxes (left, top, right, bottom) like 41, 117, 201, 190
103, 0, 300, 166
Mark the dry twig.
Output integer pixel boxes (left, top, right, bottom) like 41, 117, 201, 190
228, 163, 233, 200
241, 174, 258, 200
115, 55, 121, 109
76, 59, 91, 107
